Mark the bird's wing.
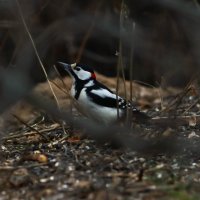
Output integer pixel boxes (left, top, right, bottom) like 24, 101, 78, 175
86, 87, 126, 108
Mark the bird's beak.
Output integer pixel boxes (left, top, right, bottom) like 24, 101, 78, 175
58, 62, 77, 76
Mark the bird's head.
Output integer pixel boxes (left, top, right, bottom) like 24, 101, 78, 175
58, 62, 96, 82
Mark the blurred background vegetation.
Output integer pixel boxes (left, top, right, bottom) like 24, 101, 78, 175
1, 0, 200, 87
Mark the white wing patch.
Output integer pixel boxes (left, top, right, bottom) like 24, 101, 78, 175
91, 88, 119, 99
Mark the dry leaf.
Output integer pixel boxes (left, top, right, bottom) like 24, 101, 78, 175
66, 136, 81, 143
23, 152, 48, 163
188, 115, 197, 127
188, 131, 199, 139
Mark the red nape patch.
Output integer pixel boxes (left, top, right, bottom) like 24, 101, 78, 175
91, 73, 96, 79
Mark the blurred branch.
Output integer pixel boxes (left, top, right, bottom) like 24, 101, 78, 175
75, 1, 103, 63
15, 0, 60, 110
0, 20, 19, 28
11, 114, 50, 141
2, 123, 60, 141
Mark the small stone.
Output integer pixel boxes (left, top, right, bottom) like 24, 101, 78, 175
74, 180, 91, 190
189, 116, 197, 127
9, 168, 30, 187
162, 128, 174, 137
188, 131, 199, 139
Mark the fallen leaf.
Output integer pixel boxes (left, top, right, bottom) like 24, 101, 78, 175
66, 136, 81, 143
23, 152, 48, 163
188, 115, 197, 127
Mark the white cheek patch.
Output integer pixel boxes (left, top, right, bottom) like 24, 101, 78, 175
76, 70, 91, 80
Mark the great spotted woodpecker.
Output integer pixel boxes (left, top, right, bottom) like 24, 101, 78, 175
58, 62, 149, 124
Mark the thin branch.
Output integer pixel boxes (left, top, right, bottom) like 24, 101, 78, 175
75, 1, 102, 62
49, 80, 69, 96
2, 123, 60, 141
11, 114, 50, 142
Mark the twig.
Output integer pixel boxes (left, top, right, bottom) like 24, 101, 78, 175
10, 114, 50, 141
101, 172, 138, 179
119, 0, 127, 102
152, 114, 200, 120
52, 64, 71, 136
162, 86, 191, 113
127, 22, 135, 124
2, 123, 60, 141
0, 163, 47, 170
116, 0, 126, 120
182, 97, 200, 115
51, 134, 70, 145
49, 80, 69, 96
129, 22, 135, 102
116, 52, 120, 120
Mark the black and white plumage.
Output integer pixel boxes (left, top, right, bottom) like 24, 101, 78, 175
58, 62, 149, 124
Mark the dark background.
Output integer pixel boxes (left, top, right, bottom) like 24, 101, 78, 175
1, 0, 200, 87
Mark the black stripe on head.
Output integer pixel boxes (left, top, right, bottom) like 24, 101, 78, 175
74, 79, 88, 100
76, 64, 94, 73
70, 69, 79, 80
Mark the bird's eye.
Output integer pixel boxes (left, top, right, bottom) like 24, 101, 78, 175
75, 67, 81, 71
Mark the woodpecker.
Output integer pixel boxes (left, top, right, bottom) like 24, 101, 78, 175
58, 62, 149, 124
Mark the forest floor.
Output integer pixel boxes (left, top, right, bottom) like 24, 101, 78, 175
0, 75, 200, 200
